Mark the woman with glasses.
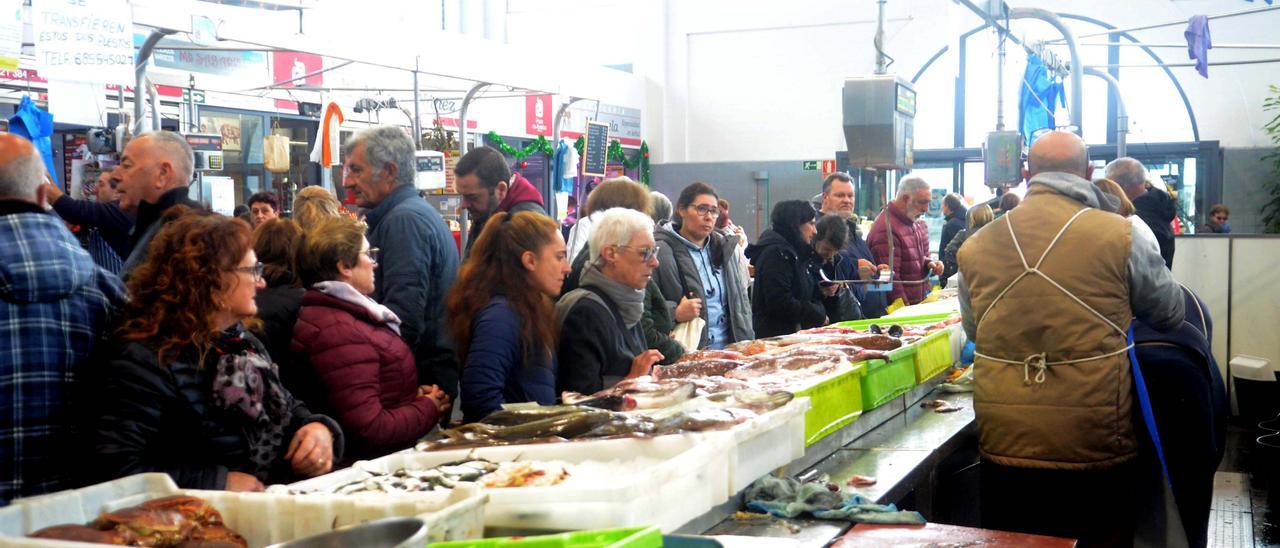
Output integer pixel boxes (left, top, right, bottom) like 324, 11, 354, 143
86, 209, 343, 492
448, 212, 569, 422
654, 182, 754, 350
746, 200, 829, 337
291, 217, 448, 462
556, 208, 665, 395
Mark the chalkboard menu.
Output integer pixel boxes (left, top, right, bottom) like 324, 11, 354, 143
581, 121, 610, 177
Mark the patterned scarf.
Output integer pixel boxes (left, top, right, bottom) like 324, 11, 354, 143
209, 324, 294, 477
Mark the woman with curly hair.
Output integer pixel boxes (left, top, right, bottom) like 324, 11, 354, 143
85, 208, 344, 492
448, 211, 569, 422
291, 216, 448, 459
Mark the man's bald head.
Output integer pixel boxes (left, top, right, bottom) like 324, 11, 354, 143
1028, 130, 1090, 179
0, 133, 47, 203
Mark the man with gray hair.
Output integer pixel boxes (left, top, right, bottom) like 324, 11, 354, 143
0, 133, 125, 504
342, 126, 461, 401
114, 130, 201, 277
866, 176, 943, 305
956, 131, 1183, 543
1106, 157, 1177, 268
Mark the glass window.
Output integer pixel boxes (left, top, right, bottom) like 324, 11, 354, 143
198, 110, 266, 208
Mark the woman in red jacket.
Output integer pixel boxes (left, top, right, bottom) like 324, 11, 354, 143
291, 217, 450, 461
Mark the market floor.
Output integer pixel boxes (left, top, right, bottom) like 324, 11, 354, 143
1212, 423, 1277, 547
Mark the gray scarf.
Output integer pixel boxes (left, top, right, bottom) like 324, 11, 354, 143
557, 263, 645, 329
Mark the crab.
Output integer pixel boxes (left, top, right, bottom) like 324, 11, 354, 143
177, 525, 249, 548
140, 495, 226, 528
92, 507, 195, 547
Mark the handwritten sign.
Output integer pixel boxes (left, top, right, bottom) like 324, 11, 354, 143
34, 0, 134, 84
581, 121, 609, 177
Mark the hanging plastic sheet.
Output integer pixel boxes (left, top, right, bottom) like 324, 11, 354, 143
9, 95, 59, 185
1018, 53, 1064, 149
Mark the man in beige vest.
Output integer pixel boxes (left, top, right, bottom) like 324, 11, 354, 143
956, 131, 1184, 545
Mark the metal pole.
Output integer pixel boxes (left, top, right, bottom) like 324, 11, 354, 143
135, 30, 173, 134
148, 80, 161, 131
874, 0, 888, 74
457, 82, 489, 256
1049, 4, 1280, 42
1008, 7, 1082, 135
1088, 57, 1280, 69
412, 57, 422, 150
996, 30, 1006, 130
1083, 67, 1127, 157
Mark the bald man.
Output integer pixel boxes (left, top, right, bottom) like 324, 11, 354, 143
114, 131, 202, 278
0, 134, 126, 504
1107, 156, 1177, 268
955, 130, 1184, 544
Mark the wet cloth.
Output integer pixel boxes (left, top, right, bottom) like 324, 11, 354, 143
744, 476, 926, 525
1185, 15, 1211, 78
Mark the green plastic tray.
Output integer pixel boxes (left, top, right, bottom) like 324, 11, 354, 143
860, 344, 918, 410
794, 363, 865, 447
833, 312, 957, 331
429, 526, 661, 548
912, 328, 954, 383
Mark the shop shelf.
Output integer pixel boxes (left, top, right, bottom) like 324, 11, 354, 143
860, 344, 918, 410
429, 525, 662, 548
793, 363, 866, 447
0, 473, 487, 547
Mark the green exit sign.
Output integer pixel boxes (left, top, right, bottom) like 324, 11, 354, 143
802, 160, 818, 170
182, 89, 206, 104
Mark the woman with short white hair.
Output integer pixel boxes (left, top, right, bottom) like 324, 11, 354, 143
555, 208, 665, 395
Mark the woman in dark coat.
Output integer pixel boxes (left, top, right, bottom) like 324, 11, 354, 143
746, 200, 828, 338
86, 209, 343, 492
448, 212, 568, 423
291, 217, 448, 461
252, 218, 305, 382
555, 208, 665, 395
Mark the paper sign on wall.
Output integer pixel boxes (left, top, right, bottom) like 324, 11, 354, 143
0, 0, 22, 71
47, 79, 106, 126
34, 0, 134, 84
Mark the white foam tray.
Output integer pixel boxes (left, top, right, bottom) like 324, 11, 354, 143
287, 433, 733, 533
0, 473, 486, 547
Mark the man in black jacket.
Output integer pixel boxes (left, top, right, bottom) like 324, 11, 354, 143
817, 173, 886, 318
114, 131, 201, 278
1107, 157, 1176, 268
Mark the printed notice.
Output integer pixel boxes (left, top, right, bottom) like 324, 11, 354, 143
0, 0, 22, 71
34, 0, 134, 84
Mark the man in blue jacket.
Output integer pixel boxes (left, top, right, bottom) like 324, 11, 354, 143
0, 134, 126, 504
342, 127, 461, 401
43, 169, 135, 274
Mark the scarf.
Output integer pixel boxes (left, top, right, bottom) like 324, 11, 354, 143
209, 324, 294, 477
579, 263, 645, 327
313, 280, 402, 334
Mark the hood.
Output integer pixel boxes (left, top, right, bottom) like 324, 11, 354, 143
1027, 172, 1118, 211
0, 214, 98, 304
498, 172, 545, 211
744, 229, 792, 263
1133, 187, 1177, 222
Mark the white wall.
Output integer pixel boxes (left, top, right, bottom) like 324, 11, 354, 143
656, 0, 1280, 162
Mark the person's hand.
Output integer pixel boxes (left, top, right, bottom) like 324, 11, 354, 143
419, 385, 452, 416
929, 261, 944, 276
820, 283, 840, 297
627, 350, 664, 379
225, 471, 264, 492
675, 294, 703, 323
41, 182, 64, 203
856, 259, 877, 281
285, 422, 334, 477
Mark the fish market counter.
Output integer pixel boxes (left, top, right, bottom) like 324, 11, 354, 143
687, 378, 977, 543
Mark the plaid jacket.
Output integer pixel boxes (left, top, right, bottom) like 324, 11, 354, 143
0, 208, 125, 504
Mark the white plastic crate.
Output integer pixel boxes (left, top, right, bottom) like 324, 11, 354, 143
287, 433, 733, 533
697, 397, 809, 493
0, 473, 486, 547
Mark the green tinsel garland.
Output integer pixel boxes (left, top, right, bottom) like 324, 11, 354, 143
485, 132, 555, 159
573, 136, 650, 185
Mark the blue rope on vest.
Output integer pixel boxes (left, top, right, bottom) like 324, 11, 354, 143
1128, 326, 1170, 481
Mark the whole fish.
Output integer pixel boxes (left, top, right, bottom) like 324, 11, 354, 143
652, 358, 744, 380
675, 349, 748, 363
480, 405, 585, 427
